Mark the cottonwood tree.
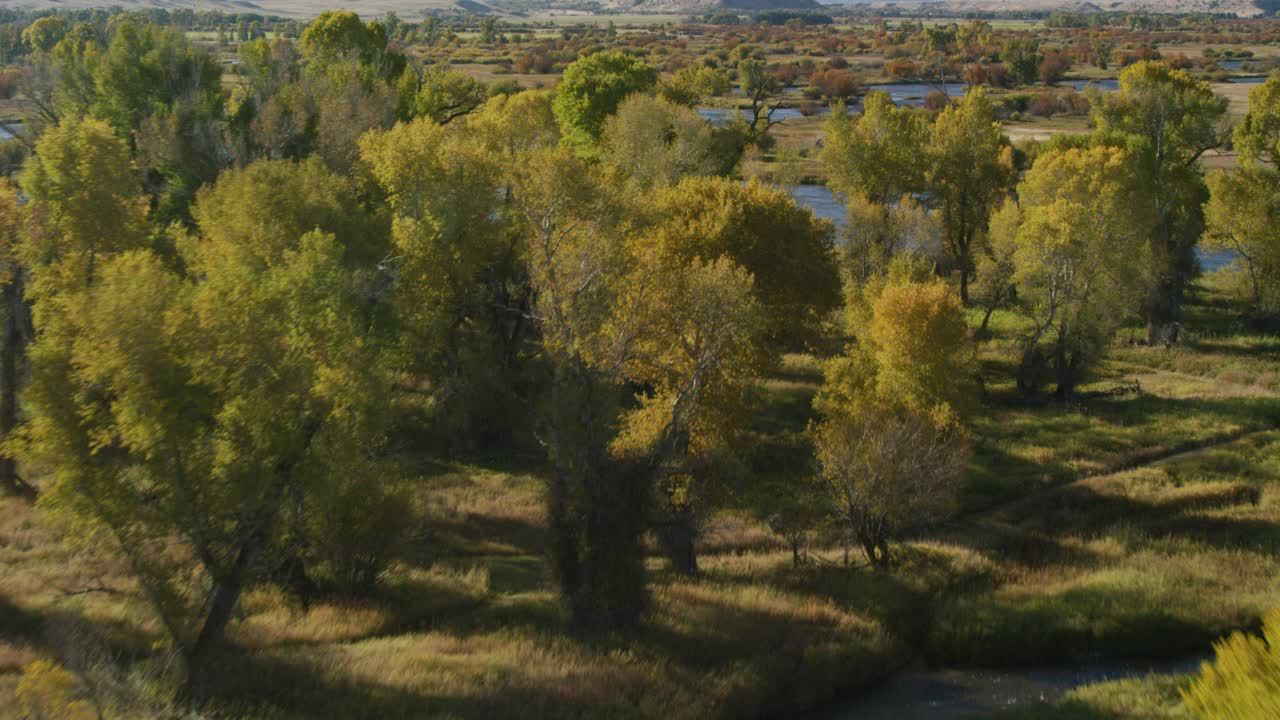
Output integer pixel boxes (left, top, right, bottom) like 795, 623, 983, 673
1204, 170, 1280, 316
18, 118, 147, 298
0, 182, 31, 498
821, 92, 930, 282
300, 10, 403, 78
822, 91, 928, 208
990, 145, 1153, 397
360, 117, 526, 450
812, 269, 972, 569
24, 205, 388, 699
635, 178, 839, 571
510, 150, 777, 617
926, 87, 1014, 303
21, 16, 68, 54
738, 58, 784, 141
1203, 76, 1280, 316
1091, 61, 1228, 344
399, 64, 488, 125
601, 94, 720, 190
10, 119, 147, 502
648, 177, 841, 349
608, 250, 767, 576
658, 66, 731, 107
510, 149, 647, 627
1232, 75, 1280, 164
552, 51, 657, 156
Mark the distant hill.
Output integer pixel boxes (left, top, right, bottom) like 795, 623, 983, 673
822, 0, 1270, 16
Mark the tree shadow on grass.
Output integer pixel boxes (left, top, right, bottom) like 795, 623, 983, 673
997, 481, 1278, 553
202, 643, 656, 720
927, 584, 1219, 668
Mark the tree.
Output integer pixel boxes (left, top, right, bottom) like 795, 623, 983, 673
839, 194, 940, 288
0, 182, 31, 498
1089, 33, 1116, 70
609, 251, 767, 576
18, 118, 148, 297
970, 203, 1018, 339
360, 118, 521, 450
1233, 75, 1280, 165
24, 188, 389, 698
812, 271, 972, 570
649, 177, 841, 349
1204, 169, 1280, 316
189, 157, 378, 269
990, 146, 1153, 397
1203, 75, 1280, 316
1091, 61, 1228, 344
658, 66, 730, 106
1181, 608, 1280, 720
738, 58, 783, 141
822, 91, 930, 279
402, 64, 488, 124
300, 10, 390, 71
1002, 37, 1041, 86
1037, 50, 1071, 84
22, 16, 68, 54
510, 149, 648, 627
552, 51, 657, 155
926, 87, 1013, 303
601, 94, 720, 190
89, 20, 223, 141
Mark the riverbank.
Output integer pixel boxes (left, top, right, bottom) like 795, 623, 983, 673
812, 655, 1205, 719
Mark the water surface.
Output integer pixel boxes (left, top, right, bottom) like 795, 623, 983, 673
810, 654, 1206, 720
786, 183, 1238, 271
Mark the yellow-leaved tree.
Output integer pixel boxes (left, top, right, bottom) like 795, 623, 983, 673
1204, 76, 1280, 316
812, 261, 973, 570
1182, 608, 1280, 719
22, 157, 393, 698
0, 181, 29, 498
925, 87, 1014, 304
989, 144, 1153, 397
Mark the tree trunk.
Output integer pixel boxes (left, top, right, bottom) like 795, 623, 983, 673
660, 512, 698, 576
1054, 340, 1075, 400
0, 272, 30, 499
182, 567, 249, 701
1145, 277, 1179, 346
546, 360, 649, 632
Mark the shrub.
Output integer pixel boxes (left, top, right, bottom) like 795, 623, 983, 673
488, 79, 524, 97
924, 90, 951, 111
1031, 91, 1059, 117
809, 68, 860, 100
305, 462, 414, 593
1181, 608, 1280, 719
1038, 50, 1071, 84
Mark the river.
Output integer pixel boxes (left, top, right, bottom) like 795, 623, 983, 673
784, 183, 1237, 272
809, 653, 1207, 719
